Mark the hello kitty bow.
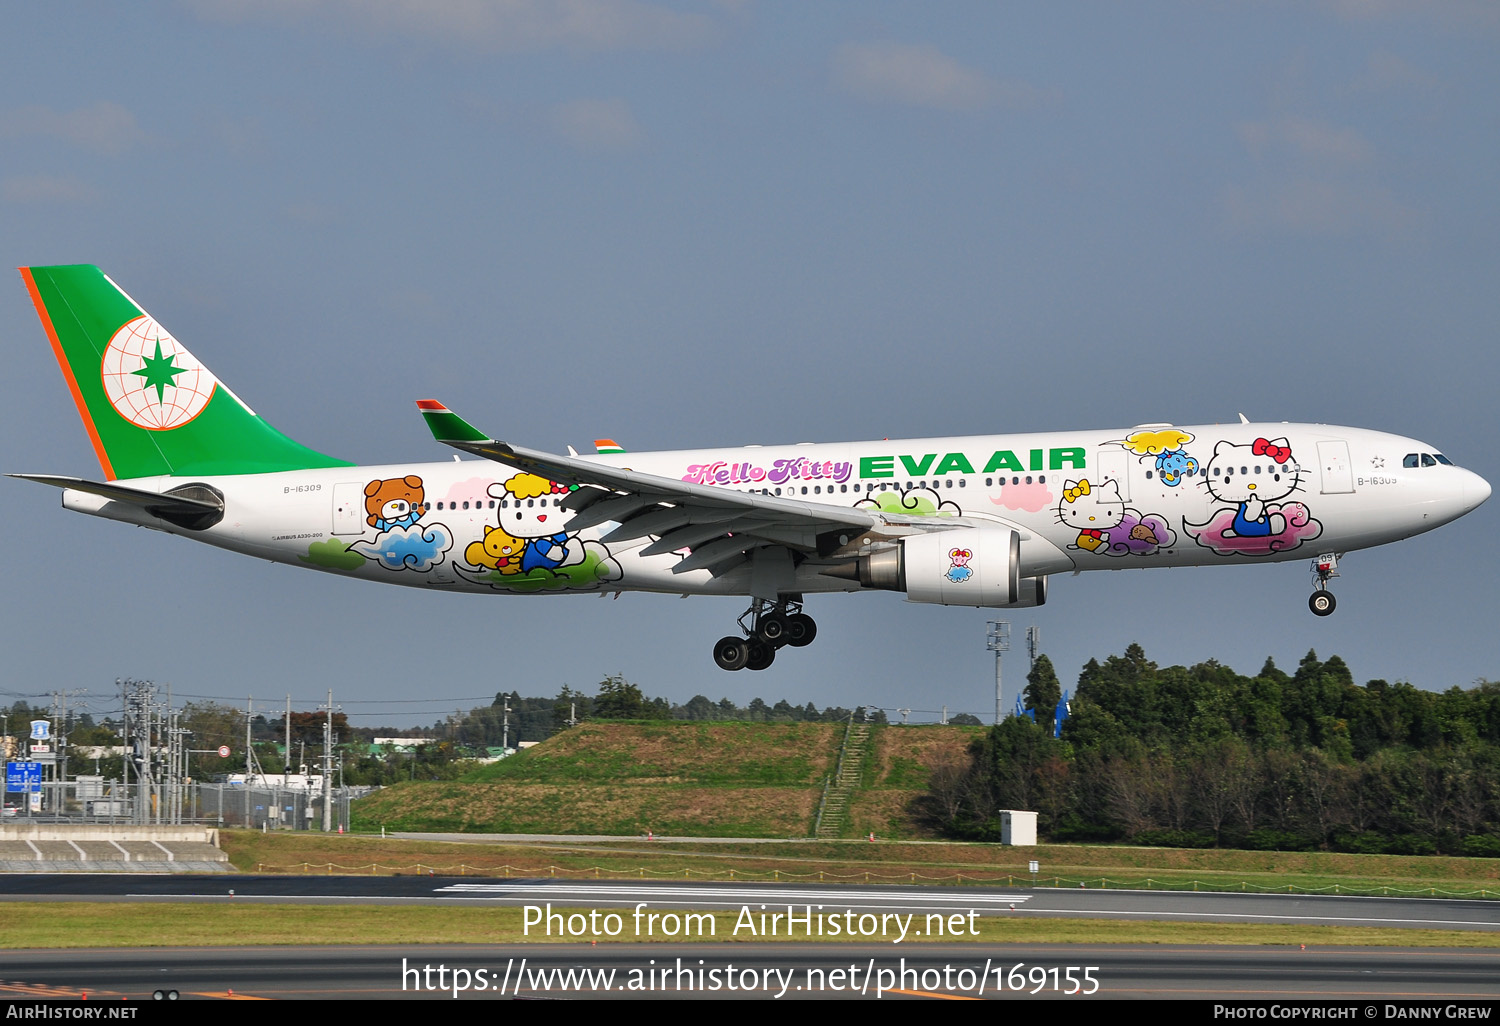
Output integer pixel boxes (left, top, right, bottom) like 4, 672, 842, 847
1063, 480, 1091, 502
1252, 438, 1292, 464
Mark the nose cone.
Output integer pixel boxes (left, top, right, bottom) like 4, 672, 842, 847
1464, 469, 1492, 513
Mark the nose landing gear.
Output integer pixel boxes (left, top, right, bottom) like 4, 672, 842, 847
711, 599, 818, 670
1309, 552, 1339, 617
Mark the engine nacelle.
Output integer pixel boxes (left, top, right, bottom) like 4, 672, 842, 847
828, 527, 1047, 608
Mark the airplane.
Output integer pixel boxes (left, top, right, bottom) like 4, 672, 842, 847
14, 264, 1492, 671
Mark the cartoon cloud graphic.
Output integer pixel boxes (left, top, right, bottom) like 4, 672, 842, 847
1100, 510, 1176, 556
461, 539, 622, 592
1184, 502, 1322, 556
351, 523, 454, 571
1116, 429, 1195, 456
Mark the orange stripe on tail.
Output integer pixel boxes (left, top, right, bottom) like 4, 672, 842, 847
19, 267, 115, 480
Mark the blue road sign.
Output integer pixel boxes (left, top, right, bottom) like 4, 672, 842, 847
6, 762, 42, 793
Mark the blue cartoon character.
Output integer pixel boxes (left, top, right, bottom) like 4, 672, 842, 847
364, 476, 428, 531
946, 547, 973, 583
1154, 448, 1198, 487
489, 473, 586, 574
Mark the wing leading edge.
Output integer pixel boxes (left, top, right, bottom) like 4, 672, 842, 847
415, 400, 902, 581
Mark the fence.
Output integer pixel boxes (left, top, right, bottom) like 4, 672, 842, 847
2, 780, 372, 831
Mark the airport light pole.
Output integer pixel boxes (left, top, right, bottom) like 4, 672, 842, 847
986, 621, 1010, 725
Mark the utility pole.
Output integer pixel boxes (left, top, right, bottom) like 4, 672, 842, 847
245, 695, 253, 829
502, 694, 511, 753
986, 620, 1011, 725
285, 695, 292, 787
322, 689, 333, 832
1026, 626, 1041, 671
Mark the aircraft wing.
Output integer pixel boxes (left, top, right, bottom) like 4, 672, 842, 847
416, 401, 937, 577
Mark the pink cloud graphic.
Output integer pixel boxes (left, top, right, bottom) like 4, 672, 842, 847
1184, 502, 1322, 556
441, 477, 496, 505
990, 481, 1054, 513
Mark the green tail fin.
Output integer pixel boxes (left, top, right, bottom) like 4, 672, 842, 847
21, 264, 351, 479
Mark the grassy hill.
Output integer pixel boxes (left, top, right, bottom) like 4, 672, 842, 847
349, 721, 985, 838
849, 724, 985, 839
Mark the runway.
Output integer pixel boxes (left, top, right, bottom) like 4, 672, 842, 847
1, 874, 1496, 932
2, 943, 1499, 1001
1, 876, 1495, 1000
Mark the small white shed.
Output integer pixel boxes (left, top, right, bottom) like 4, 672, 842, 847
999, 809, 1037, 846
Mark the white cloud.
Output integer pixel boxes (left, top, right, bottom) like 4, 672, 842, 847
549, 97, 643, 151
1223, 179, 1420, 239
182, 0, 718, 52
2, 175, 100, 205
1226, 112, 1423, 238
0, 102, 144, 155
1352, 51, 1437, 94
1237, 116, 1372, 165
831, 41, 1045, 112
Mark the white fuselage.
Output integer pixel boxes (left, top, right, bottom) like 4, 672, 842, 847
58, 422, 1489, 602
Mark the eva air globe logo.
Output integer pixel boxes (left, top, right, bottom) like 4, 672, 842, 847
100, 316, 217, 430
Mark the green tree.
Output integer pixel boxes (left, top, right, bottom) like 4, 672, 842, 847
681, 695, 716, 721
552, 685, 590, 731
1023, 654, 1062, 722
593, 675, 646, 719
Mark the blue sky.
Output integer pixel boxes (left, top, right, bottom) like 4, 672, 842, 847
2, 2, 1496, 728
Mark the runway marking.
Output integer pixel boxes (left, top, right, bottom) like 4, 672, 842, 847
1015, 906, 1500, 929
885, 987, 979, 1000
433, 883, 1031, 906
191, 991, 270, 1000
0, 981, 81, 998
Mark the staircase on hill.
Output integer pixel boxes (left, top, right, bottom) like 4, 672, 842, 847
814, 720, 871, 839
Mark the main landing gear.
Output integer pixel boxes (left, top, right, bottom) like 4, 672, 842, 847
1309, 552, 1339, 617
712, 598, 818, 671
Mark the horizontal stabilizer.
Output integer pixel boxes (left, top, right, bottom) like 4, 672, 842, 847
9, 473, 224, 530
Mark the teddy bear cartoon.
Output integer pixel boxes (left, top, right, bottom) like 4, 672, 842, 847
364, 476, 428, 532
464, 524, 528, 575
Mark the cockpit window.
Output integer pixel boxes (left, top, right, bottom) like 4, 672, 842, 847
1403, 454, 1420, 468
1434, 453, 1453, 465
1421, 454, 1436, 467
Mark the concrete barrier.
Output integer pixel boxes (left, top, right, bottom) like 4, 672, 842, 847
0, 825, 230, 871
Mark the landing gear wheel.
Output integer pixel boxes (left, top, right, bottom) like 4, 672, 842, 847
1309, 591, 1336, 617
745, 640, 776, 671
713, 636, 750, 671
757, 613, 788, 646
785, 613, 817, 648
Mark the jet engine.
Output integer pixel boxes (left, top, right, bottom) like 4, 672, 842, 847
824, 527, 1047, 608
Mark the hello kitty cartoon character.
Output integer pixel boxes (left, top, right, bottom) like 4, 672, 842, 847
1203, 438, 1299, 537
1183, 437, 1322, 556
487, 472, 587, 574
1056, 478, 1126, 552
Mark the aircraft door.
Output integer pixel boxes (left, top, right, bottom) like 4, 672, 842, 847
1094, 449, 1130, 500
1316, 440, 1354, 494
332, 482, 367, 535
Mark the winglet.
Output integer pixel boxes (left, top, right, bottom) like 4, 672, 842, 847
415, 399, 491, 443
